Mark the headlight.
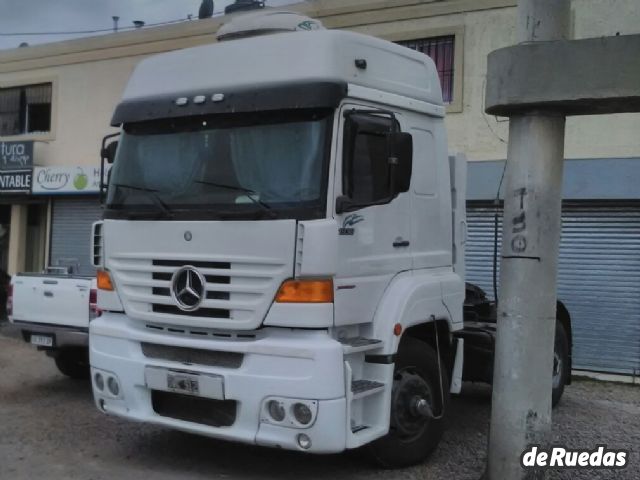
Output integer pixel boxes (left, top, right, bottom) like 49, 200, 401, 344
292, 403, 313, 425
92, 368, 122, 399
261, 397, 318, 429
94, 372, 104, 391
267, 400, 286, 422
107, 376, 120, 397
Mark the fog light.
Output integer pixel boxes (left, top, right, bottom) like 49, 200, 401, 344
297, 433, 312, 450
107, 376, 120, 397
267, 400, 285, 422
292, 403, 313, 425
94, 373, 104, 391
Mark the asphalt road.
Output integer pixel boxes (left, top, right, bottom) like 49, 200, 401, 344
1, 324, 638, 480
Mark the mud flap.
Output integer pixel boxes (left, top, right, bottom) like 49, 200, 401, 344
450, 337, 464, 394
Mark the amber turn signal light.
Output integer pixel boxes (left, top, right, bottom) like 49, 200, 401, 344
97, 269, 115, 291
275, 279, 334, 303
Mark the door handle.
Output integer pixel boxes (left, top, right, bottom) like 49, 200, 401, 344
393, 239, 410, 248
44, 291, 54, 297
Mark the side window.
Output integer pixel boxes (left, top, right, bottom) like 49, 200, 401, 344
0, 83, 52, 136
343, 114, 397, 204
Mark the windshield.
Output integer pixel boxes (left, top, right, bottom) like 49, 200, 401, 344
106, 109, 333, 220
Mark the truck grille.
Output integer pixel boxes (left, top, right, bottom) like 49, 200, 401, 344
141, 343, 244, 368
108, 255, 287, 328
151, 260, 231, 318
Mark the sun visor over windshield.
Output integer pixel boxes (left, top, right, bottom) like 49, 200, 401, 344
111, 81, 347, 126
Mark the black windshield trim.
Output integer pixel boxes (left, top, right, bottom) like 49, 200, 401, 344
111, 81, 347, 126
103, 204, 326, 221
123, 108, 333, 135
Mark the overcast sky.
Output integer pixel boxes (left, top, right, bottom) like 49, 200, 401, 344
0, 0, 301, 51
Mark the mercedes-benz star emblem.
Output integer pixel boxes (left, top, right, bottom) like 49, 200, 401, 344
170, 266, 206, 312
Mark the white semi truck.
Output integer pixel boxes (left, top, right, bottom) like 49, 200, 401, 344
90, 12, 572, 467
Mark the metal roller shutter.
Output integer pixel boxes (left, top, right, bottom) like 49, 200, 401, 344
50, 198, 103, 276
466, 201, 640, 375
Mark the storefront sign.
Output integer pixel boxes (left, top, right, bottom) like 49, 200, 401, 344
0, 141, 33, 170
0, 170, 32, 193
32, 165, 110, 195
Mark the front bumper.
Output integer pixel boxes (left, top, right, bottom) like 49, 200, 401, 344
12, 320, 88, 348
90, 312, 348, 453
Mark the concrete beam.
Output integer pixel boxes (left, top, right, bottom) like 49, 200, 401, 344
486, 34, 640, 116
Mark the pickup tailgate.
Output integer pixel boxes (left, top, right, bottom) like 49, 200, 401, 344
11, 275, 92, 329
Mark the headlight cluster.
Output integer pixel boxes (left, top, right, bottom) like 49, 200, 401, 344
261, 397, 318, 429
93, 369, 122, 398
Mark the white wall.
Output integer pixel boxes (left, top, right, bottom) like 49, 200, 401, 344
355, 0, 640, 161
1, 56, 139, 167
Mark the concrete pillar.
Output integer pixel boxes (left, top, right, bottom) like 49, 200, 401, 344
487, 115, 565, 478
517, 0, 571, 43
486, 1, 570, 479
7, 203, 28, 275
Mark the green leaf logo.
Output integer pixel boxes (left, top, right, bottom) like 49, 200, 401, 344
74, 169, 88, 190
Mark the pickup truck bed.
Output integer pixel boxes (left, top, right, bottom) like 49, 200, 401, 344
9, 273, 97, 378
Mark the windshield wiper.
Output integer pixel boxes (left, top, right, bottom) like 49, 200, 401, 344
112, 183, 174, 218
194, 180, 277, 219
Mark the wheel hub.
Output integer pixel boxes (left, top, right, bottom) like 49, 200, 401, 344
410, 397, 433, 418
390, 369, 434, 441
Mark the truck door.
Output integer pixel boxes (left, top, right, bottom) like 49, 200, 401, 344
332, 105, 413, 326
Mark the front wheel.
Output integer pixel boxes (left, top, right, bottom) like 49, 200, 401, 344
552, 322, 570, 407
367, 337, 449, 468
54, 348, 90, 379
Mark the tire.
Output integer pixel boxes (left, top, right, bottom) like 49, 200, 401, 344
367, 337, 449, 468
552, 322, 570, 407
54, 348, 90, 380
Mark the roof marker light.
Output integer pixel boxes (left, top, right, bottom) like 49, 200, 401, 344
175, 97, 188, 106
193, 95, 206, 104
211, 93, 225, 102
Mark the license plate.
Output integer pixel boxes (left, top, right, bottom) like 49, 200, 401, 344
145, 367, 224, 399
167, 372, 200, 395
30, 334, 54, 347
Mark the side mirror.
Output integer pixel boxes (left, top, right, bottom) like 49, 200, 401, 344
99, 133, 120, 204
389, 132, 412, 193
101, 141, 118, 165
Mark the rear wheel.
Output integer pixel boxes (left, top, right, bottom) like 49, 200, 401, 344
367, 337, 449, 468
54, 348, 90, 379
552, 322, 570, 407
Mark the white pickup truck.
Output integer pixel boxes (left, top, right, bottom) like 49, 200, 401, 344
8, 268, 98, 378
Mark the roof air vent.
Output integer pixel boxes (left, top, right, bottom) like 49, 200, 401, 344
225, 0, 265, 15
216, 10, 325, 42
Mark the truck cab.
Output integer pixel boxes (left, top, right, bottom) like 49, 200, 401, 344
90, 12, 467, 467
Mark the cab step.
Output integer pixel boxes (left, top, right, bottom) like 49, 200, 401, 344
351, 379, 385, 399
340, 337, 383, 354
351, 424, 369, 434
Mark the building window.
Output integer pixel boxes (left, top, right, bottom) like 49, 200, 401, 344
0, 83, 52, 136
398, 36, 455, 104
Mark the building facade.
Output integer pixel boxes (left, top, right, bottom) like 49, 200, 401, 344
0, 0, 638, 374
